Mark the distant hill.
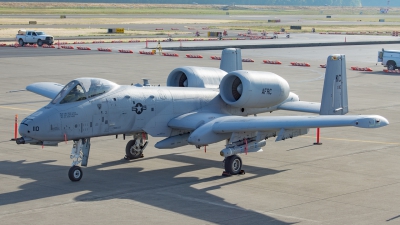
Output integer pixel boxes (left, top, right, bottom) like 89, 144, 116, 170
0, 0, 365, 7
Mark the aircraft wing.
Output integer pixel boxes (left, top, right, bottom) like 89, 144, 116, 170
188, 114, 389, 145
212, 115, 389, 133
26, 82, 64, 99
277, 101, 321, 114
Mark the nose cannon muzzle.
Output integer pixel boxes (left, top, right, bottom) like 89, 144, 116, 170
15, 137, 40, 145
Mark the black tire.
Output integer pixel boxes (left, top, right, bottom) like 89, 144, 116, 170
125, 140, 143, 159
68, 166, 83, 182
224, 155, 242, 175
18, 39, 24, 46
37, 39, 43, 46
387, 61, 396, 70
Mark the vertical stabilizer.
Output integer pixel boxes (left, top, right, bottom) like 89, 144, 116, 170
320, 54, 348, 115
220, 48, 242, 72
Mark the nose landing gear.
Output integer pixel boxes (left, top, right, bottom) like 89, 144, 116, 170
68, 138, 91, 182
68, 166, 83, 181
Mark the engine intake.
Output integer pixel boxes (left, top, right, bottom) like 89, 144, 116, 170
167, 66, 226, 88
220, 70, 290, 108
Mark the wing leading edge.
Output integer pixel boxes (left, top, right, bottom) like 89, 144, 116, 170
278, 101, 321, 114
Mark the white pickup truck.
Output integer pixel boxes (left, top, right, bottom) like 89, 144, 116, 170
16, 30, 54, 46
377, 49, 400, 70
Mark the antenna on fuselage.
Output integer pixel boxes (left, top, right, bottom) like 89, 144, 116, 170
142, 79, 151, 86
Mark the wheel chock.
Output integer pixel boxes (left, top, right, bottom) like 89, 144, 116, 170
239, 170, 246, 175
222, 171, 232, 177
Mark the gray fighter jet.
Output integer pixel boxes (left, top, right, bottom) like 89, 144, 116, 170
16, 49, 389, 181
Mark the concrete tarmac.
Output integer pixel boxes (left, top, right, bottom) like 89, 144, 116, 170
0, 44, 399, 224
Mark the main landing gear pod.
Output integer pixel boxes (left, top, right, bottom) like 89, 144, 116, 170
124, 133, 148, 160
223, 155, 245, 176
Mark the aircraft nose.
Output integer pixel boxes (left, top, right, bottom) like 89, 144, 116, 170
18, 108, 53, 140
18, 122, 30, 137
378, 116, 389, 127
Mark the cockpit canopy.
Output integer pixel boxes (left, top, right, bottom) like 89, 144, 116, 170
51, 78, 117, 104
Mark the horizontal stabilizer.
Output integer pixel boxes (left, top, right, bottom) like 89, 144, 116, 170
278, 101, 321, 114
26, 82, 64, 99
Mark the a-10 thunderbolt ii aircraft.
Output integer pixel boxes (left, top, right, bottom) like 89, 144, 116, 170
16, 48, 388, 181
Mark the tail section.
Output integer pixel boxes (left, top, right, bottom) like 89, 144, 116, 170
220, 48, 242, 73
320, 54, 348, 115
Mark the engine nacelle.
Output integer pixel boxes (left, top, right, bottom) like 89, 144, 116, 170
167, 66, 227, 88
220, 70, 290, 108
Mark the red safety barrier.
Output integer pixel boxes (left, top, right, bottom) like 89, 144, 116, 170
210, 56, 221, 60
242, 58, 255, 62
111, 40, 124, 43
193, 38, 204, 41
171, 28, 179, 30
208, 38, 218, 41
73, 41, 86, 44
61, 45, 74, 49
237, 38, 246, 40
42, 44, 55, 48
188, 28, 195, 30
0, 43, 6, 47
202, 27, 209, 30
263, 60, 282, 64
92, 41, 105, 43
58, 41, 68, 45
77, 46, 91, 50
23, 44, 38, 48
147, 40, 157, 42
186, 54, 203, 58
98, 48, 112, 52
383, 69, 400, 73
9, 43, 19, 47
139, 50, 155, 55
162, 52, 179, 57
290, 62, 311, 67
320, 64, 327, 68
128, 40, 141, 43
178, 39, 189, 41
119, 49, 133, 53
155, 28, 164, 30
351, 66, 373, 71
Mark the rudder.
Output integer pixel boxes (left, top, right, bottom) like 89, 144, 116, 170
320, 54, 348, 115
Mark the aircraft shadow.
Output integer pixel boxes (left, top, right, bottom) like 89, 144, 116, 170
0, 154, 294, 224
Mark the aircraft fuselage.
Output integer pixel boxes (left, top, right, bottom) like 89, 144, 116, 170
19, 85, 296, 144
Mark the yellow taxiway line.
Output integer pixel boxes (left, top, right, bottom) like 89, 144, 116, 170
302, 135, 400, 145
0, 106, 36, 112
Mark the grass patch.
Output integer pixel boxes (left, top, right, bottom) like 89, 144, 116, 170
0, 3, 399, 15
